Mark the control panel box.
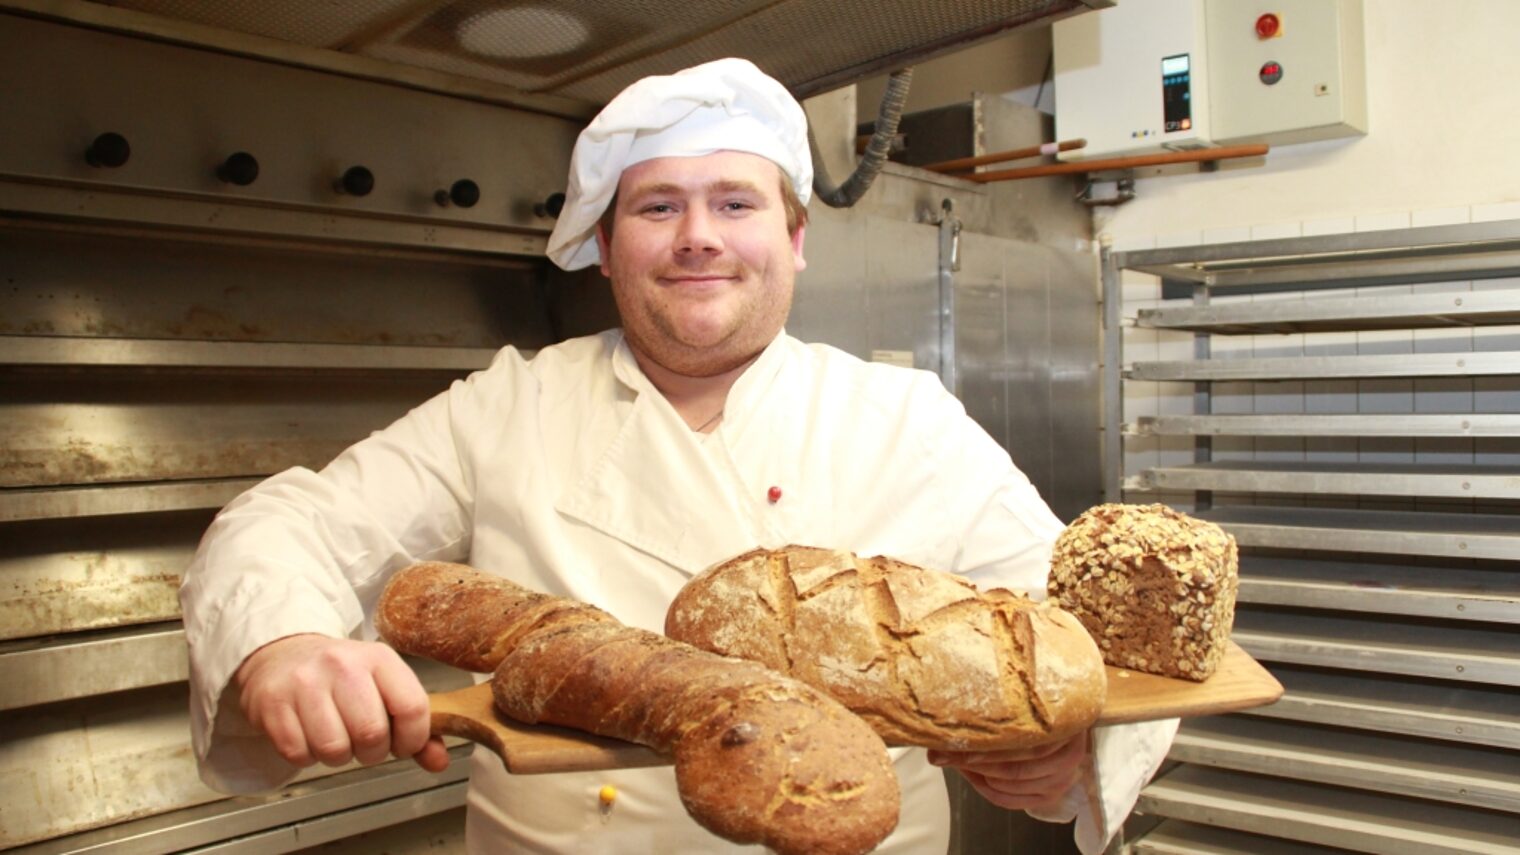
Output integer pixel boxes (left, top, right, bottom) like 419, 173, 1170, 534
1053, 0, 1213, 160
1053, 0, 1367, 159
1205, 0, 1367, 145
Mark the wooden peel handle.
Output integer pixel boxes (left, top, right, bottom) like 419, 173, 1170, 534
427, 641, 1281, 774
428, 682, 665, 774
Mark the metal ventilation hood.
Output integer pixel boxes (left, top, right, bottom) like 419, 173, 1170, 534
31, 0, 1109, 114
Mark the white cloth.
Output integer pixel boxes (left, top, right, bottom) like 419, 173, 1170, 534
180, 329, 1175, 853
545, 58, 813, 271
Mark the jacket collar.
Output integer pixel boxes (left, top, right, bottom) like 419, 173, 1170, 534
555, 330, 792, 576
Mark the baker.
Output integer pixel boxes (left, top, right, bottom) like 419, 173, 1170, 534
181, 57, 1176, 853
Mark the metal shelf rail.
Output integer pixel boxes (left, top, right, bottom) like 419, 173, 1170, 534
1102, 218, 1520, 854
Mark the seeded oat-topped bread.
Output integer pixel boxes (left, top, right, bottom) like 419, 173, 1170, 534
1047, 504, 1238, 682
666, 546, 1106, 751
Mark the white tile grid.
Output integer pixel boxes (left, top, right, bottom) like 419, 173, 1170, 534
1354, 211, 1413, 233
1122, 296, 1161, 481
1152, 322, 1197, 472
1298, 286, 1358, 468
1301, 217, 1355, 237
1107, 233, 1156, 255
1471, 275, 1520, 466
1117, 209, 1520, 508
1202, 226, 1252, 246
1250, 222, 1304, 242
1353, 278, 1417, 509
1472, 201, 1520, 223
1205, 301, 1255, 471
1410, 206, 1471, 228
1154, 231, 1204, 249
1410, 277, 1477, 510
1121, 270, 1160, 305
1251, 286, 1307, 468
1355, 282, 1415, 480
1297, 273, 1362, 517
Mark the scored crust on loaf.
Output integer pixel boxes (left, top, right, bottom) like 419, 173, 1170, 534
379, 562, 900, 855
665, 546, 1106, 751
375, 561, 618, 672
1047, 503, 1239, 682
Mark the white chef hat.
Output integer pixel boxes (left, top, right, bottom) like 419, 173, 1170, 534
545, 57, 813, 271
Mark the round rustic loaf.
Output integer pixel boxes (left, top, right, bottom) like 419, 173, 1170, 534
1047, 503, 1238, 682
666, 546, 1106, 751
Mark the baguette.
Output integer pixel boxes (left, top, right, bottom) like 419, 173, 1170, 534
665, 546, 1106, 751
376, 562, 899, 855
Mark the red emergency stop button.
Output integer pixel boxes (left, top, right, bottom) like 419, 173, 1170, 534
1256, 13, 1281, 39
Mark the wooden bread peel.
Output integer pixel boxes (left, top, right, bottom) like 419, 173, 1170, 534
429, 640, 1282, 774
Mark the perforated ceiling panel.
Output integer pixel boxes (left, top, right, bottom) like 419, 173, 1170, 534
96, 0, 1104, 105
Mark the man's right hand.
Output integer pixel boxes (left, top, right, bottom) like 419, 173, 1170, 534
234, 634, 450, 773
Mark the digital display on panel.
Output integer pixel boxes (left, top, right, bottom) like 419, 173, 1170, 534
1162, 53, 1192, 132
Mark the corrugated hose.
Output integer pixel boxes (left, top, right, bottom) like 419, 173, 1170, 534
809, 67, 913, 208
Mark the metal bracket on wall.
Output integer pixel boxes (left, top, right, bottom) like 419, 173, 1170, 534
930, 198, 963, 395
1078, 176, 1136, 207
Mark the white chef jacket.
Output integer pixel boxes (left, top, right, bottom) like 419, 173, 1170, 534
181, 329, 1176, 854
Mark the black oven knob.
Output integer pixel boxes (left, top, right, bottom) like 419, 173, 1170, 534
534, 192, 566, 218
85, 132, 131, 168
435, 179, 480, 208
217, 151, 260, 186
336, 165, 375, 196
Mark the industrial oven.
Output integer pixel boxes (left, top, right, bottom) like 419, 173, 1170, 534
0, 1, 1107, 852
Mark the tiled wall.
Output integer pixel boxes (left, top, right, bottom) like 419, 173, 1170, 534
1116, 201, 1520, 513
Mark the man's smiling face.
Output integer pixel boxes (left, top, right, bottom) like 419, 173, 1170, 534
597, 150, 807, 378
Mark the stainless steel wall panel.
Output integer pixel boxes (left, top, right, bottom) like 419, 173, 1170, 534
792, 209, 1100, 523
1138, 765, 1520, 855
1203, 506, 1520, 561
1245, 665, 1520, 750
1, 684, 222, 848
997, 240, 1055, 509
788, 207, 943, 370
0, 513, 206, 640
0, 671, 472, 849
0, 180, 551, 259
1137, 289, 1520, 334
1046, 246, 1103, 519
1133, 412, 1520, 438
0, 16, 581, 239
1171, 716, 1520, 813
1134, 822, 1346, 855
955, 233, 1013, 457
0, 229, 550, 348
1143, 459, 1520, 499
1234, 609, 1520, 686
1132, 351, 1520, 381
950, 234, 1100, 521
786, 206, 873, 361
861, 217, 944, 370
0, 374, 458, 487
0, 336, 499, 372
1237, 557, 1520, 623
0, 480, 257, 523
183, 782, 467, 855
0, 624, 188, 710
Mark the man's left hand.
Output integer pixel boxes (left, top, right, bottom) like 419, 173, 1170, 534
927, 731, 1088, 812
